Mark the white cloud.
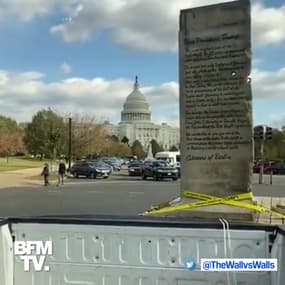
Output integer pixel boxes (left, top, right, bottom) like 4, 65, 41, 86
60, 62, 72, 74
268, 113, 285, 129
1, 1, 284, 52
0, 0, 62, 21
252, 67, 285, 99
152, 113, 180, 128
142, 82, 179, 107
0, 71, 9, 85
252, 3, 285, 47
0, 65, 284, 126
49, 0, 225, 51
0, 69, 179, 125
49, 0, 285, 52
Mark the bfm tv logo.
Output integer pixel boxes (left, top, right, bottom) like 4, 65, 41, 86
14, 241, 52, 272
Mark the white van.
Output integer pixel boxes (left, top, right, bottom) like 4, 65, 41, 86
154, 151, 180, 167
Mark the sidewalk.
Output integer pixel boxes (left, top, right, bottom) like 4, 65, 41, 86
253, 196, 285, 225
0, 167, 57, 188
253, 173, 285, 186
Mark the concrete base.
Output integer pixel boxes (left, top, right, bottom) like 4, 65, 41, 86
149, 197, 255, 222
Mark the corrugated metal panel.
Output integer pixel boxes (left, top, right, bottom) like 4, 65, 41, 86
271, 232, 285, 285
11, 223, 272, 285
0, 224, 13, 285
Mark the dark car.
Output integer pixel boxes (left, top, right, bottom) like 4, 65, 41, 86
263, 161, 279, 174
142, 160, 178, 181
70, 161, 110, 179
92, 161, 112, 176
253, 160, 279, 174
176, 164, 181, 177
128, 161, 143, 176
253, 160, 267, 173
102, 159, 121, 171
90, 160, 113, 173
271, 162, 285, 175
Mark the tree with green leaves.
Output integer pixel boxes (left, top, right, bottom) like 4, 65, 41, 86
121, 136, 129, 145
24, 109, 66, 159
264, 129, 285, 160
254, 128, 285, 160
0, 115, 26, 161
110, 135, 119, 142
150, 139, 163, 156
0, 115, 18, 135
71, 114, 108, 159
101, 140, 132, 157
131, 140, 145, 159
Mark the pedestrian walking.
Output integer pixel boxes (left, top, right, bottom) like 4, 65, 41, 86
57, 161, 66, 186
41, 163, 50, 186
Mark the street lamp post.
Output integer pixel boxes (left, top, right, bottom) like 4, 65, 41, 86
88, 131, 90, 159
259, 140, 264, 184
254, 125, 274, 184
68, 115, 72, 171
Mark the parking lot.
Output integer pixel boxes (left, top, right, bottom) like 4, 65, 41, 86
0, 168, 285, 217
0, 168, 179, 217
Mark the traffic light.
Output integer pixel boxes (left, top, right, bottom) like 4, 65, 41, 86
265, 126, 273, 140
254, 125, 265, 140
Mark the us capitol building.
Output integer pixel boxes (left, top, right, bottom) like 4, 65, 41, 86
103, 77, 180, 150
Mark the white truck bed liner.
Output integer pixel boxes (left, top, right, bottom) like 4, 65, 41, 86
0, 216, 284, 285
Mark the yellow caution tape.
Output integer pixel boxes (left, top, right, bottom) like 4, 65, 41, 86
141, 190, 285, 219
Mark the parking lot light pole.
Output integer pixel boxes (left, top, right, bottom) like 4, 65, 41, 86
254, 125, 265, 184
259, 140, 264, 184
68, 115, 72, 171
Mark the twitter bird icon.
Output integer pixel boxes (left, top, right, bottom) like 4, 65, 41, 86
184, 258, 196, 271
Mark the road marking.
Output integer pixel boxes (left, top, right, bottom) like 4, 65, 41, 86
129, 191, 144, 195
87, 191, 105, 194
66, 180, 147, 185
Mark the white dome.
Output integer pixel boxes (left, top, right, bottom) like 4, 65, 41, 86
121, 77, 151, 122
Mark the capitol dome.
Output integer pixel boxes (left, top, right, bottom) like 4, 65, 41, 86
121, 77, 151, 122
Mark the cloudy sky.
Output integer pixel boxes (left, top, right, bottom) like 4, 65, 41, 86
0, 0, 285, 128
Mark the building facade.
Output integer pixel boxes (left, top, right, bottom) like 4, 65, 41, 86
104, 77, 180, 150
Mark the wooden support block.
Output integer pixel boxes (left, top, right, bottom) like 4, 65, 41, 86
260, 197, 271, 209
272, 206, 285, 215
257, 217, 270, 224
253, 197, 265, 222
271, 198, 281, 208
269, 219, 283, 225
254, 197, 282, 224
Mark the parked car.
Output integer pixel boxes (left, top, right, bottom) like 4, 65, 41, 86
176, 164, 181, 177
128, 161, 143, 176
253, 160, 280, 174
271, 162, 285, 175
253, 161, 263, 173
102, 159, 121, 171
141, 160, 178, 181
92, 161, 112, 175
263, 161, 279, 174
70, 161, 110, 179
90, 160, 113, 173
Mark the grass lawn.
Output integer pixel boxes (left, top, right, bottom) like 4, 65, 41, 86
0, 157, 52, 172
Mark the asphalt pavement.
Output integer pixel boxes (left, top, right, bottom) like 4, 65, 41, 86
0, 171, 284, 217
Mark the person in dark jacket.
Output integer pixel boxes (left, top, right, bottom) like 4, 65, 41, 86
57, 161, 66, 186
41, 163, 50, 186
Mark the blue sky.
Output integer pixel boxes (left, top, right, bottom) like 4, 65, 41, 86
0, 0, 285, 128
